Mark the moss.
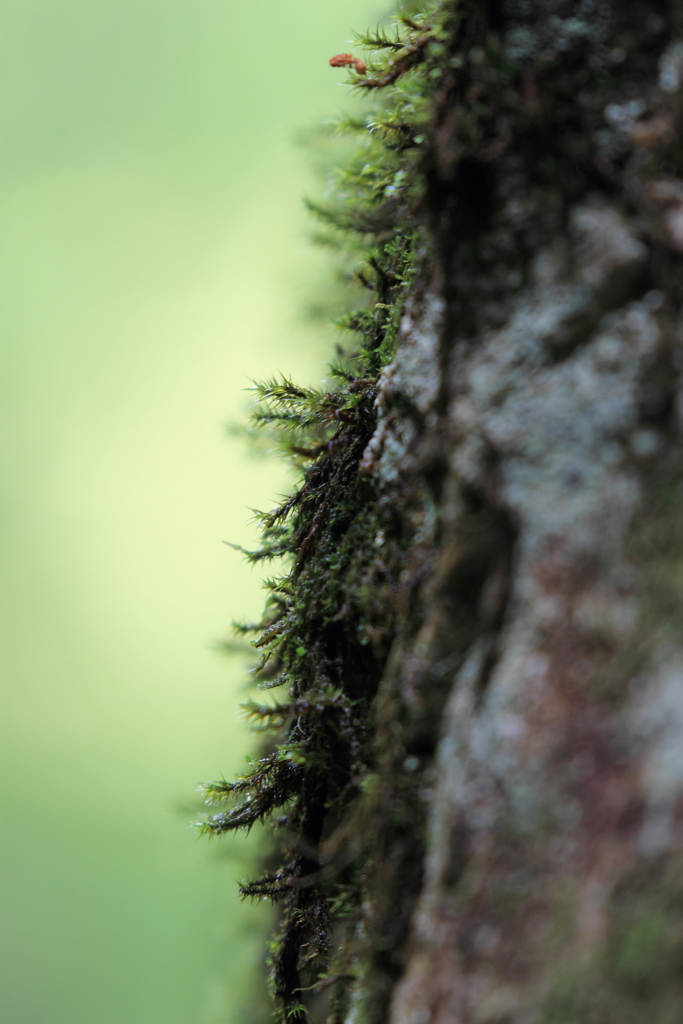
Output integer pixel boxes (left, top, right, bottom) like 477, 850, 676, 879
543, 864, 683, 1024
629, 458, 683, 645
196, 8, 453, 1022
197, 1, 683, 1021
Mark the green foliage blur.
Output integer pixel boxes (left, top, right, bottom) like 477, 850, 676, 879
0, 1, 378, 1021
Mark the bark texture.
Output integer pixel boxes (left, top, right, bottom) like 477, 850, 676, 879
349, 5, 683, 1022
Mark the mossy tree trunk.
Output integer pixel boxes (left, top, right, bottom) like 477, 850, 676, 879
360, 4, 683, 1022
205, 3, 683, 1022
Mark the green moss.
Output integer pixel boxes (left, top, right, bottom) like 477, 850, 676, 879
629, 461, 683, 646
543, 866, 683, 1024
196, 7, 453, 1022
197, 1, 682, 1021
611, 907, 679, 994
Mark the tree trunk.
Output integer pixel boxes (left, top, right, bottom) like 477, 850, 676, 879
210, 4, 683, 1022
345, 3, 683, 1022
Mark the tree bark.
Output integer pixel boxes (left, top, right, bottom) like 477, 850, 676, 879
347, 3, 683, 1022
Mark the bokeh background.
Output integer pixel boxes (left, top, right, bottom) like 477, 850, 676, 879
0, 2, 379, 1021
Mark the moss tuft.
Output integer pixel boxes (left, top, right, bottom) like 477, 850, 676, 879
197, 7, 452, 1021
198, 1, 683, 1020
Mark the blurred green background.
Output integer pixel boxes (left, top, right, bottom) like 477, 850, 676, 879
0, 2, 377, 1021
